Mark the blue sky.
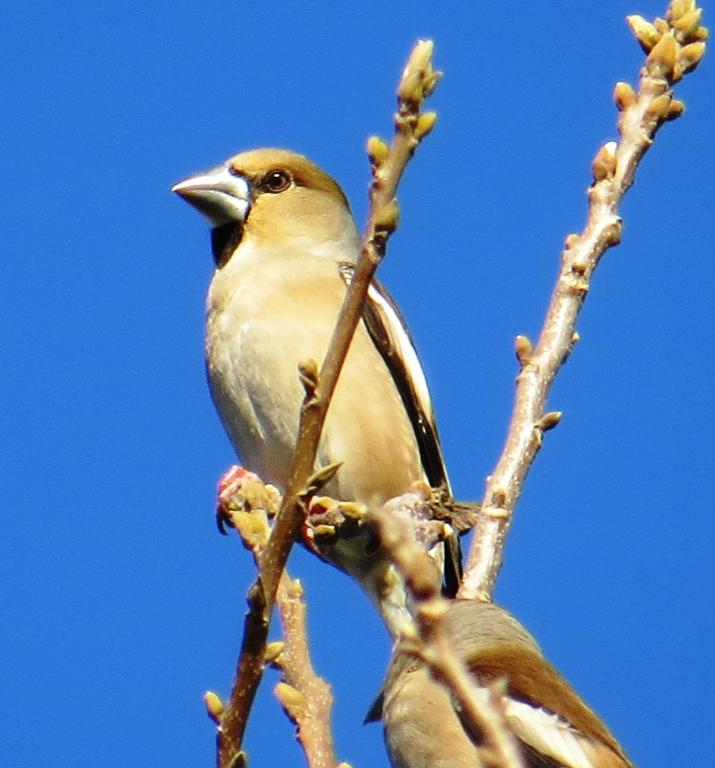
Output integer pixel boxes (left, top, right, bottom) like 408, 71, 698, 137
2, 1, 713, 766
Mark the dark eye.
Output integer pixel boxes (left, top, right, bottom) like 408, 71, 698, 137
263, 169, 291, 193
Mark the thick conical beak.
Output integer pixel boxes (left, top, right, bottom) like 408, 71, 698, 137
172, 165, 251, 226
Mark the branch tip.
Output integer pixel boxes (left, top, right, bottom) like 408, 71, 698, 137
367, 135, 390, 170
679, 40, 707, 71
647, 92, 673, 119
626, 14, 661, 51
672, 7, 703, 35
274, 682, 306, 722
204, 690, 225, 725
298, 358, 319, 396
515, 335, 533, 367
415, 111, 438, 140
591, 141, 618, 181
264, 641, 285, 667
397, 39, 441, 110
374, 198, 401, 236
563, 233, 580, 250
654, 17, 670, 35
665, 97, 686, 119
232, 509, 271, 552
304, 462, 343, 496
613, 81, 637, 111
537, 411, 562, 432
647, 31, 679, 76
668, 0, 697, 24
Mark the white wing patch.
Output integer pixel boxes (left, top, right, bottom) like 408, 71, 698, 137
504, 698, 597, 768
366, 283, 435, 428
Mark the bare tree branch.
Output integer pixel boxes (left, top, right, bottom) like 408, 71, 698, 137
209, 471, 343, 768
273, 577, 342, 768
459, 0, 708, 601
368, 504, 526, 768
216, 41, 443, 767
205, 5, 709, 764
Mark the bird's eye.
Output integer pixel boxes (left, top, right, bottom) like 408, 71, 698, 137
263, 169, 291, 193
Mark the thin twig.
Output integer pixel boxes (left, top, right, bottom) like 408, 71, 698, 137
368, 504, 525, 768
217, 41, 442, 766
209, 472, 341, 768
459, 0, 708, 601
274, 577, 341, 768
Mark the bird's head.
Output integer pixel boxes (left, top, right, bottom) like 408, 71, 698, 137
172, 148, 356, 266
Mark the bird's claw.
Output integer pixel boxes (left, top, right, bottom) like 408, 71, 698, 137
215, 465, 251, 533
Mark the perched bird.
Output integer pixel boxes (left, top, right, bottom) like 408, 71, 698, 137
379, 599, 632, 768
172, 148, 459, 594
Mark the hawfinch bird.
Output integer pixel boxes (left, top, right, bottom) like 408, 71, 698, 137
172, 148, 459, 594
379, 600, 632, 768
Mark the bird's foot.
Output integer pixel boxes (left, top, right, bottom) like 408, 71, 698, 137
303, 496, 368, 554
427, 484, 481, 534
215, 465, 280, 536
384, 488, 455, 553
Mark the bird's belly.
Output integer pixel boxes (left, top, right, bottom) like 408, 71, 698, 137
206, 308, 304, 488
205, 284, 422, 505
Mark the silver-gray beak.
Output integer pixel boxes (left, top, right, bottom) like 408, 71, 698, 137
172, 165, 251, 226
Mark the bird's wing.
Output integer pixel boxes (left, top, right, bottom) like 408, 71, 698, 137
504, 700, 605, 768
338, 264, 462, 595
338, 263, 450, 492
465, 646, 633, 768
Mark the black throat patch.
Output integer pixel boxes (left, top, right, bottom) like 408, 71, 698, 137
211, 223, 243, 268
